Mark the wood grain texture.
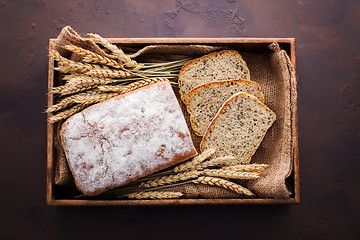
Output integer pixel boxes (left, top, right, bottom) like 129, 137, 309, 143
46, 39, 56, 205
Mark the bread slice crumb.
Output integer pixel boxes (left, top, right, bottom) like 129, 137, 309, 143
187, 79, 264, 136
200, 92, 276, 164
178, 50, 250, 105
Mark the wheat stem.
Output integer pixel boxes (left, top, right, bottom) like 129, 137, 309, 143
141, 58, 191, 68
97, 85, 124, 92
48, 104, 88, 123
83, 68, 132, 78
127, 191, 183, 199
173, 148, 216, 172
47, 94, 81, 113
193, 156, 237, 170
120, 78, 168, 94
140, 170, 201, 188
72, 92, 120, 105
193, 176, 254, 196
223, 164, 269, 172
203, 169, 260, 180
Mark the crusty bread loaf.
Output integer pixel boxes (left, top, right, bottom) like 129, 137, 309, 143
200, 92, 276, 164
60, 81, 197, 196
187, 79, 264, 136
178, 50, 250, 105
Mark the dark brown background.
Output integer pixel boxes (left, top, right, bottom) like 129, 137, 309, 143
0, 0, 359, 239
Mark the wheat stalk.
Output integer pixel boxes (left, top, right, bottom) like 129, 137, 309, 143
53, 75, 119, 95
173, 148, 216, 172
97, 85, 125, 92
47, 95, 81, 113
51, 50, 93, 73
52, 82, 96, 96
88, 33, 140, 69
193, 176, 254, 196
127, 191, 183, 199
223, 164, 269, 172
72, 92, 120, 105
47, 91, 103, 113
198, 156, 256, 170
65, 44, 124, 69
203, 169, 260, 180
140, 170, 201, 188
49, 104, 88, 123
83, 68, 132, 78
48, 91, 119, 122
193, 156, 237, 170
51, 50, 132, 78
120, 78, 168, 94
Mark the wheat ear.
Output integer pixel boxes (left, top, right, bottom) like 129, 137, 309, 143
52, 82, 95, 96
127, 191, 183, 199
48, 104, 88, 123
223, 164, 269, 172
120, 78, 168, 94
51, 50, 132, 77
65, 44, 124, 69
141, 170, 201, 188
97, 85, 124, 92
193, 176, 254, 196
47, 91, 104, 113
203, 169, 260, 180
51, 50, 92, 73
53, 75, 118, 95
72, 92, 120, 105
83, 68, 132, 78
173, 148, 216, 172
193, 156, 237, 170
88, 33, 139, 68
47, 94, 81, 113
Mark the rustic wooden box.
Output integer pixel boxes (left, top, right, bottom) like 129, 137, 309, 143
47, 38, 299, 206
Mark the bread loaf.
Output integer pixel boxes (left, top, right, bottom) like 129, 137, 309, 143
200, 92, 276, 164
178, 50, 250, 105
187, 79, 264, 136
60, 81, 197, 196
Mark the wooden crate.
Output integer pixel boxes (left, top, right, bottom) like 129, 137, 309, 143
47, 38, 299, 206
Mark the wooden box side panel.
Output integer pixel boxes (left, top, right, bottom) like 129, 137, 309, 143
47, 39, 56, 204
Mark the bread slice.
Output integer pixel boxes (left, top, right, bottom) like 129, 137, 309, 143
178, 50, 250, 105
200, 92, 276, 164
187, 79, 264, 136
60, 81, 197, 196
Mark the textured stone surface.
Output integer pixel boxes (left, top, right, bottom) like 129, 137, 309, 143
0, 0, 359, 239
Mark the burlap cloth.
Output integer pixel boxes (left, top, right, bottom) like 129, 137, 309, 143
52, 26, 296, 199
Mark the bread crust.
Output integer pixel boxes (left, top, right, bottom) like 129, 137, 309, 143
200, 92, 275, 164
187, 79, 264, 103
178, 50, 250, 104
179, 50, 242, 77
60, 81, 197, 196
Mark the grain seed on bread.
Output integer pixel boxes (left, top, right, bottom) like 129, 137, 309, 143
187, 79, 264, 136
178, 50, 250, 105
200, 92, 276, 164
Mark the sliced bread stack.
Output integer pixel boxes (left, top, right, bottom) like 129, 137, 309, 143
179, 50, 276, 163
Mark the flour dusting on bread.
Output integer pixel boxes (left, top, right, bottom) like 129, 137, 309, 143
61, 81, 197, 195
